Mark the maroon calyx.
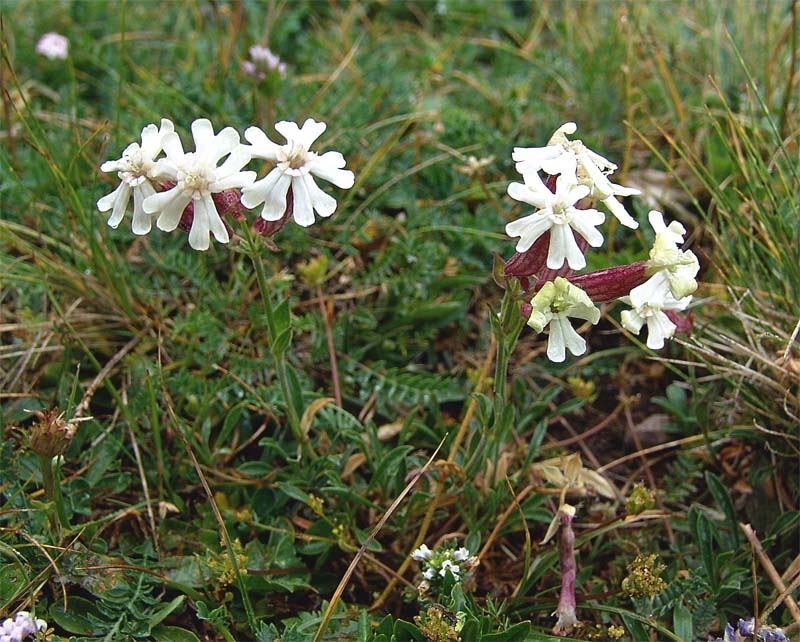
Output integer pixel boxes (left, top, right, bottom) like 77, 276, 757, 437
254, 187, 294, 239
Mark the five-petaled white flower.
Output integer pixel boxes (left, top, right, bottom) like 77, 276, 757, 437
241, 118, 355, 228
630, 211, 699, 308
506, 173, 605, 270
527, 277, 601, 362
97, 119, 175, 235
513, 122, 640, 228
621, 292, 691, 349
143, 119, 255, 251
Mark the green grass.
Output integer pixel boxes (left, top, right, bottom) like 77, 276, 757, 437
1, 2, 799, 641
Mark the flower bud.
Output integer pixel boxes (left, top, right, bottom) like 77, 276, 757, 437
255, 187, 294, 238
28, 408, 75, 458
567, 261, 648, 302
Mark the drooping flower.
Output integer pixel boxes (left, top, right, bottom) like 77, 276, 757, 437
143, 119, 255, 251
513, 122, 640, 228
527, 277, 601, 362
242, 44, 287, 79
630, 211, 699, 308
35, 32, 68, 60
97, 119, 175, 234
506, 173, 605, 270
241, 119, 355, 228
620, 292, 691, 349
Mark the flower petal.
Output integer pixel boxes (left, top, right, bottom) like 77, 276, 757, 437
291, 175, 316, 226
131, 183, 156, 234
100, 184, 131, 228
149, 189, 192, 231
244, 126, 281, 161
302, 173, 337, 218
308, 152, 355, 188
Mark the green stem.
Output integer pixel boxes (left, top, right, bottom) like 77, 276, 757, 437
37, 454, 65, 539
488, 285, 524, 484
243, 224, 318, 461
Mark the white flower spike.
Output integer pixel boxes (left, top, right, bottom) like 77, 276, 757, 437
97, 119, 175, 235
506, 173, 605, 270
513, 122, 640, 228
143, 119, 255, 251
621, 292, 691, 349
527, 278, 601, 362
241, 118, 355, 228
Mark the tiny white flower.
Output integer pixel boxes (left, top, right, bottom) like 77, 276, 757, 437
453, 547, 471, 562
621, 293, 691, 349
241, 118, 355, 228
423, 567, 436, 580
630, 211, 699, 307
143, 119, 255, 251
35, 32, 68, 60
97, 119, 175, 234
527, 278, 601, 362
411, 544, 433, 561
506, 173, 605, 270
439, 559, 460, 577
513, 122, 640, 228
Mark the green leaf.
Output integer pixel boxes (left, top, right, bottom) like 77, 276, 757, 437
0, 564, 28, 605
673, 600, 693, 642
688, 505, 718, 590
621, 612, 649, 642
271, 327, 293, 359
704, 471, 741, 547
273, 298, 291, 335
151, 625, 202, 642
483, 621, 532, 641
49, 596, 99, 635
393, 619, 425, 641
147, 595, 185, 627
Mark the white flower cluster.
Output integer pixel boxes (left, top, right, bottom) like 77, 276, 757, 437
411, 543, 478, 588
505, 123, 699, 360
0, 611, 46, 642
98, 118, 354, 251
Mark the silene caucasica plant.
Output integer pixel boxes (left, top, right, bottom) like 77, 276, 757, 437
95, 117, 699, 635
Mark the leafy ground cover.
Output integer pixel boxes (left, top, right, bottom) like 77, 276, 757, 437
1, 2, 798, 641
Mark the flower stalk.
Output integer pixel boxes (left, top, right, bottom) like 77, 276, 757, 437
242, 222, 318, 461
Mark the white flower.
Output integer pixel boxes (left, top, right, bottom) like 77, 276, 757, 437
513, 122, 640, 228
621, 292, 691, 349
35, 32, 68, 60
143, 119, 255, 251
97, 118, 175, 235
527, 278, 601, 362
241, 119, 355, 227
506, 173, 605, 270
452, 547, 471, 562
423, 567, 436, 580
411, 544, 433, 561
630, 211, 699, 307
439, 559, 460, 577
